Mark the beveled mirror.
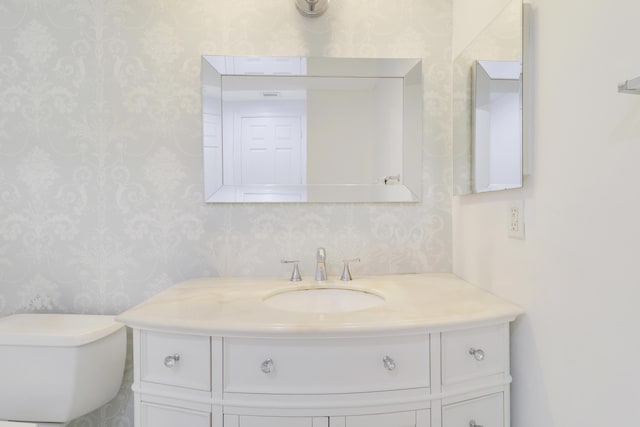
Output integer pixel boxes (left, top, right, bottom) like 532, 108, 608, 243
472, 59, 522, 192
453, 0, 527, 195
202, 56, 422, 203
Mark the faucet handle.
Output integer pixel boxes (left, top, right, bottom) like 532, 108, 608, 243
281, 260, 302, 282
340, 258, 361, 281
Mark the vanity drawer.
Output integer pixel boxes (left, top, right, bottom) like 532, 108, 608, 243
140, 331, 211, 391
224, 334, 429, 394
223, 335, 430, 394
441, 324, 507, 386
442, 392, 503, 427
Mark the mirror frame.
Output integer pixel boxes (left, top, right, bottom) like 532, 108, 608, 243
201, 56, 423, 203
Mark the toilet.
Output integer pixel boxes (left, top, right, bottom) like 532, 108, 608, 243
0, 314, 126, 427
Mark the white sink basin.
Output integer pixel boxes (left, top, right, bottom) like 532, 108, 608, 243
264, 287, 385, 313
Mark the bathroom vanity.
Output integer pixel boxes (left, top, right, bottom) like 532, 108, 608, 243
117, 273, 522, 427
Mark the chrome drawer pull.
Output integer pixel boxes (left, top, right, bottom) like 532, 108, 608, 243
468, 347, 485, 361
163, 354, 180, 368
261, 358, 274, 374
469, 420, 483, 427
382, 355, 396, 371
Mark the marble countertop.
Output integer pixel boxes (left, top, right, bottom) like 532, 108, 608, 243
116, 273, 523, 337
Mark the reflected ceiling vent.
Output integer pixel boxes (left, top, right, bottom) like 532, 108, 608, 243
296, 0, 329, 17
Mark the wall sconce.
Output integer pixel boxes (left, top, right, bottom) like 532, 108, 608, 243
296, 0, 329, 17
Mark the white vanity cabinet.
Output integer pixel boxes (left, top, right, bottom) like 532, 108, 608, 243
118, 274, 522, 427
131, 324, 511, 427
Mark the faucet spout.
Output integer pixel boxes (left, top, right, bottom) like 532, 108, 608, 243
315, 247, 327, 281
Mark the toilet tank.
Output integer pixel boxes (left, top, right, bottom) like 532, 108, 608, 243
0, 314, 126, 423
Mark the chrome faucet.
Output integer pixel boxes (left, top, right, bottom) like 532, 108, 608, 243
315, 247, 327, 281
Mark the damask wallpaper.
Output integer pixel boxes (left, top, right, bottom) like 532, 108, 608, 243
0, 0, 452, 425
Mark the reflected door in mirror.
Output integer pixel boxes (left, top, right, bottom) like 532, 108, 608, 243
240, 117, 304, 185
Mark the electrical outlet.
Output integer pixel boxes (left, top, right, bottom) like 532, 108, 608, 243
508, 200, 525, 239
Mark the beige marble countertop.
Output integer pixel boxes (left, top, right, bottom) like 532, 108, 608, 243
116, 273, 523, 337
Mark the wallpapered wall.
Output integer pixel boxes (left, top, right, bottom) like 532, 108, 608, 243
0, 0, 452, 425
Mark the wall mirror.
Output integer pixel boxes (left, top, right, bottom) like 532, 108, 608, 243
202, 56, 422, 203
452, 0, 526, 195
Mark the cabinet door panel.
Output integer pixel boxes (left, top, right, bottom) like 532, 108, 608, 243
343, 410, 419, 427
237, 415, 327, 427
140, 402, 210, 427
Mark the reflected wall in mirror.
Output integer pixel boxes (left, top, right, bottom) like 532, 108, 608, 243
472, 60, 522, 192
452, 0, 525, 195
202, 56, 422, 203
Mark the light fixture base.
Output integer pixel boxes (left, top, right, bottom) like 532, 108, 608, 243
295, 0, 329, 17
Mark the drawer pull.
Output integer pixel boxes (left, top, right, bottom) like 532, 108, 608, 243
163, 354, 180, 368
468, 347, 485, 361
469, 420, 483, 427
382, 355, 396, 371
261, 358, 274, 374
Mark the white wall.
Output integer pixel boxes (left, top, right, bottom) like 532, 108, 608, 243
452, 0, 510, 58
0, 1, 452, 425
307, 89, 376, 184
453, 0, 640, 425
374, 79, 404, 182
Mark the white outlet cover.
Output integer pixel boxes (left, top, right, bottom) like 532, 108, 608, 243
508, 200, 525, 239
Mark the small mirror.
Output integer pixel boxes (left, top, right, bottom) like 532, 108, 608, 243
453, 0, 525, 195
202, 56, 422, 203
472, 60, 522, 192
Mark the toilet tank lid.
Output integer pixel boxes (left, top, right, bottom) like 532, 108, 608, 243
0, 314, 125, 347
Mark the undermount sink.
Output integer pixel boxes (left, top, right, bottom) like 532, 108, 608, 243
263, 287, 385, 313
